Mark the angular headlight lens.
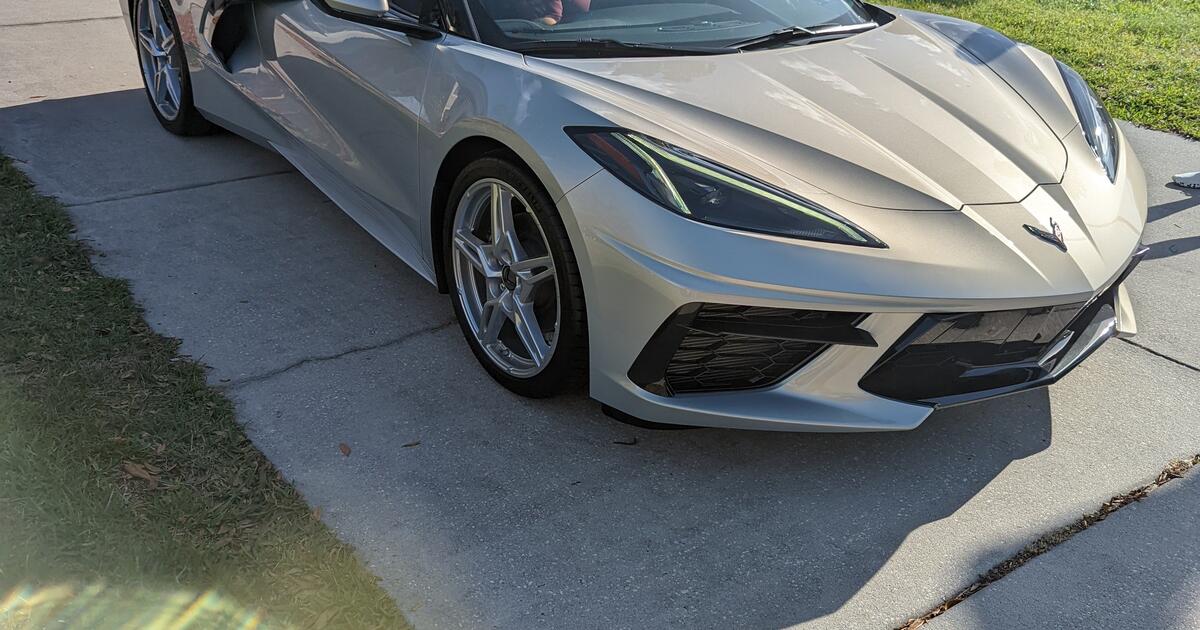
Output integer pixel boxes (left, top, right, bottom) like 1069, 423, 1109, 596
568, 129, 885, 248
1057, 61, 1119, 182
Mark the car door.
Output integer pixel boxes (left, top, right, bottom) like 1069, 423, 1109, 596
253, 0, 440, 276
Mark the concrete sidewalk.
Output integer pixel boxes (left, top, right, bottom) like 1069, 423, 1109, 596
2, 8, 1200, 630
931, 470, 1200, 629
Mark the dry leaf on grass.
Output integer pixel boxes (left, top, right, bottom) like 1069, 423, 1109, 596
121, 462, 159, 486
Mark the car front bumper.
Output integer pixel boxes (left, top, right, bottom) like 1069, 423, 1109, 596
557, 130, 1147, 432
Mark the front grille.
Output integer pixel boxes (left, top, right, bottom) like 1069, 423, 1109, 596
629, 304, 874, 396
858, 301, 1091, 405
859, 249, 1146, 407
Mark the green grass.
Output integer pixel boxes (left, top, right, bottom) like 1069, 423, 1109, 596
890, 0, 1200, 140
0, 155, 407, 628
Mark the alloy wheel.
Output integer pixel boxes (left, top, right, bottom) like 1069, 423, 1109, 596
452, 179, 561, 378
136, 0, 183, 121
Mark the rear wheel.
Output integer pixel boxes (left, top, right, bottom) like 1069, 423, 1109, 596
445, 157, 588, 398
134, 0, 213, 136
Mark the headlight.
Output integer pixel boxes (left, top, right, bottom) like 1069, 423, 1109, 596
1057, 61, 1119, 182
568, 128, 885, 248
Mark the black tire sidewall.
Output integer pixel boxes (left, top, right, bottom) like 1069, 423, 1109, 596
443, 156, 588, 398
136, 0, 213, 136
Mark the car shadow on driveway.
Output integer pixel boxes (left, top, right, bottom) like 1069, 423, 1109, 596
1, 91, 1054, 629
230, 324, 1053, 629
0, 90, 292, 206
931, 473, 1200, 629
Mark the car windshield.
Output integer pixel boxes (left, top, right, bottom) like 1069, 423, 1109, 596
471, 0, 878, 52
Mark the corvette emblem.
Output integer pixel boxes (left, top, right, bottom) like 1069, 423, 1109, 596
1024, 219, 1068, 252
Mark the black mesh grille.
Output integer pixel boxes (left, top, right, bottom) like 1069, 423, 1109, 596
665, 329, 828, 394
629, 304, 873, 396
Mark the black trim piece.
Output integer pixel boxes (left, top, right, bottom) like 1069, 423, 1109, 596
1115, 244, 1150, 286
858, 303, 1086, 406
628, 304, 702, 396
693, 319, 876, 347
689, 304, 875, 346
427, 0, 474, 38
629, 303, 874, 396
859, 249, 1147, 407
600, 404, 700, 431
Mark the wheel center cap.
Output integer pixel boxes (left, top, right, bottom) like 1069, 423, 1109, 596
500, 265, 518, 290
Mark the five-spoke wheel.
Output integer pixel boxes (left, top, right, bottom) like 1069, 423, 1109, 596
453, 178, 560, 376
136, 0, 183, 121
446, 157, 587, 396
133, 0, 213, 135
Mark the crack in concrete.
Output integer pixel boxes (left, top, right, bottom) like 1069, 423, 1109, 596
897, 454, 1200, 629
897, 332, 1200, 628
66, 170, 295, 208
0, 16, 125, 28
221, 319, 455, 390
1119, 338, 1200, 374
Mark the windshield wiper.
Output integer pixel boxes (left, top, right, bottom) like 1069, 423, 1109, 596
731, 21, 878, 50
510, 38, 731, 58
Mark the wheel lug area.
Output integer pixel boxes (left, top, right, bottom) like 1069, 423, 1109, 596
500, 264, 518, 291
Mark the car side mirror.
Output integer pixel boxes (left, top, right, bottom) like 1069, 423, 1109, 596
326, 0, 389, 18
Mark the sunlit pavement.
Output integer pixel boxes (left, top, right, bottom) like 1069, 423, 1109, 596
2, 5, 1199, 628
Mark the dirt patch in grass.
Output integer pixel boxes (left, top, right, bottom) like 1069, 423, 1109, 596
0, 154, 408, 628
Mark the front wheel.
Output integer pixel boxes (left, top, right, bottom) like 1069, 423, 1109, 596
444, 156, 588, 398
134, 0, 213, 136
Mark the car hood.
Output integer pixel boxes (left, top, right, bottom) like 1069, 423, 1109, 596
534, 15, 1068, 211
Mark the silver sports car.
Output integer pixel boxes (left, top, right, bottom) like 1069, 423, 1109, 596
119, 0, 1147, 431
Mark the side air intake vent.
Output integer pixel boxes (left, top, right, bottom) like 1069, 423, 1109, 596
629, 304, 874, 396
206, 1, 253, 71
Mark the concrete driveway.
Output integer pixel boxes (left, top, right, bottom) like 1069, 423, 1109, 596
3, 6, 1199, 629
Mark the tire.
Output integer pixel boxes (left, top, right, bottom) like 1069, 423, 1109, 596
134, 0, 214, 136
444, 156, 588, 398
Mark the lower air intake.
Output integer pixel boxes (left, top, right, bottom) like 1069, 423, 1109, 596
859, 250, 1147, 408
629, 304, 874, 396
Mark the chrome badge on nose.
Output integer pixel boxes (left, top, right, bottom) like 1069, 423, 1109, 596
1024, 218, 1068, 252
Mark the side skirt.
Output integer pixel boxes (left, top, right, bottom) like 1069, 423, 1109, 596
270, 140, 438, 286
